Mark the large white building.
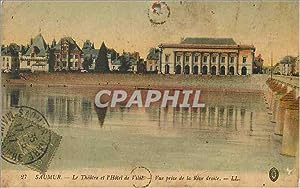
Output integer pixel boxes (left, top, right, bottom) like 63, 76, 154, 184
158, 37, 255, 75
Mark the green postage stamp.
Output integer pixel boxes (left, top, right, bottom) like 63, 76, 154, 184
1, 0, 299, 187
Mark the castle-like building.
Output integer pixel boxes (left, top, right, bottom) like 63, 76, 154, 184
158, 37, 255, 75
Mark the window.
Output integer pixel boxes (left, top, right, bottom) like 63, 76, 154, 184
230, 57, 234, 63
165, 54, 170, 62
194, 56, 198, 63
203, 56, 207, 63
2, 57, 5, 61
185, 56, 190, 62
221, 56, 225, 63
27, 61, 30, 66
212, 56, 216, 63
243, 57, 247, 63
62, 44, 67, 51
150, 66, 153, 71
176, 55, 181, 62
6, 63, 9, 67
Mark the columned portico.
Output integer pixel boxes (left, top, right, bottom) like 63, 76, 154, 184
159, 37, 255, 75
199, 53, 203, 75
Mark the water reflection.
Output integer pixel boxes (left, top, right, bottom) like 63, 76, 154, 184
10, 90, 19, 107
94, 106, 107, 127
2, 87, 261, 133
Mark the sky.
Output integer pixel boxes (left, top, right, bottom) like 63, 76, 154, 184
1, 1, 299, 65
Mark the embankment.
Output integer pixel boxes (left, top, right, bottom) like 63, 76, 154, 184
1, 73, 268, 93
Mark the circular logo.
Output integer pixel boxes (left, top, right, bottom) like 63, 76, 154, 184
147, 1, 170, 25
1, 106, 51, 165
131, 166, 152, 188
269, 167, 279, 182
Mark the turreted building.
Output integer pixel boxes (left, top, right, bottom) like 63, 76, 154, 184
52, 37, 83, 71
19, 33, 49, 72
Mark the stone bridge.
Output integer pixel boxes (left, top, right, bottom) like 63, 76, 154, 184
264, 76, 299, 157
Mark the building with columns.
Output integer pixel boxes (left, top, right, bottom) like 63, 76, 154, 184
158, 37, 255, 75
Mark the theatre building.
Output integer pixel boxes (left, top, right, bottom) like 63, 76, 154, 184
158, 38, 255, 75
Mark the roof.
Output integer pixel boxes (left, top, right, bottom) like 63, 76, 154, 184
53, 37, 82, 52
82, 40, 94, 50
181, 37, 237, 45
147, 48, 159, 60
1, 43, 24, 56
112, 53, 138, 66
25, 33, 48, 57
82, 48, 99, 58
159, 37, 255, 50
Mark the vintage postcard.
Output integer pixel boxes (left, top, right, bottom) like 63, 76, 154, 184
1, 0, 299, 187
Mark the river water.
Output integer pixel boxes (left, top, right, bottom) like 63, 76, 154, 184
1, 86, 295, 173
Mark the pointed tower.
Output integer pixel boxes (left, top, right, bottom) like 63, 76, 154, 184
51, 38, 56, 48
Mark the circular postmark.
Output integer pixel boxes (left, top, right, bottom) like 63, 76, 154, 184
1, 106, 51, 165
269, 167, 279, 182
147, 1, 170, 25
131, 166, 152, 188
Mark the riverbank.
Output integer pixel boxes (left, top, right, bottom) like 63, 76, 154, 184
1, 73, 268, 93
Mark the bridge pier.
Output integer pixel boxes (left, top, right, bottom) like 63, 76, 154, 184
274, 90, 296, 135
281, 98, 299, 156
271, 84, 287, 123
265, 79, 280, 114
264, 78, 272, 107
265, 77, 299, 158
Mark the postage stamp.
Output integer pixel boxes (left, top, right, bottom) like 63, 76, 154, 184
1, 106, 62, 173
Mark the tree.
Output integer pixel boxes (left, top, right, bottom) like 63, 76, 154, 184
253, 54, 264, 74
82, 55, 93, 71
95, 42, 110, 73
48, 48, 55, 72
118, 55, 131, 73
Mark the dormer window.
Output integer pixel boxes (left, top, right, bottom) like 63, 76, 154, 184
33, 46, 40, 54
